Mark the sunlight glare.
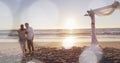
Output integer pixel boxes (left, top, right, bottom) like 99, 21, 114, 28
62, 36, 76, 49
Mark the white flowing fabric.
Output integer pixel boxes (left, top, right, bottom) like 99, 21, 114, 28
79, 1, 120, 63
93, 1, 120, 16
79, 45, 103, 63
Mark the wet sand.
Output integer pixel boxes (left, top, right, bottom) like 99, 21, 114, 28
34, 41, 120, 49
0, 42, 120, 63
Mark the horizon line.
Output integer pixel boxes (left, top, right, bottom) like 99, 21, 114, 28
0, 27, 120, 30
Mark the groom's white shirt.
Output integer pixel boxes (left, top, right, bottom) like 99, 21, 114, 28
26, 26, 34, 40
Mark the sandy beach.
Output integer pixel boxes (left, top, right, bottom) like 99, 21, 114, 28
0, 42, 120, 63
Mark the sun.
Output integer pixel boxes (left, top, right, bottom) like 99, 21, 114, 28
62, 36, 76, 49
64, 18, 77, 30
62, 18, 78, 49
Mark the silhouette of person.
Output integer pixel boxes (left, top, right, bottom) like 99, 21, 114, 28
25, 23, 34, 54
18, 24, 27, 55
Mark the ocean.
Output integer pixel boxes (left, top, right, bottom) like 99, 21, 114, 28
0, 28, 120, 42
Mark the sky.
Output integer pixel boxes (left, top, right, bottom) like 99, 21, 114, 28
0, 0, 120, 30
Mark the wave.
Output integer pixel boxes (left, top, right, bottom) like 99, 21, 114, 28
1, 28, 120, 37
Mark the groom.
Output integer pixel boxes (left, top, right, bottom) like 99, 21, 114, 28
25, 23, 34, 54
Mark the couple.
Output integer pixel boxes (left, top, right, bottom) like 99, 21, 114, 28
18, 23, 34, 54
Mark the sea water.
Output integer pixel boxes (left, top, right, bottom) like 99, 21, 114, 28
0, 28, 120, 42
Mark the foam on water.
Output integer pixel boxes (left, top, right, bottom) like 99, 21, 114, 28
79, 45, 103, 63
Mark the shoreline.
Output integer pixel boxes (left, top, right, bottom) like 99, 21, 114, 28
0, 41, 120, 49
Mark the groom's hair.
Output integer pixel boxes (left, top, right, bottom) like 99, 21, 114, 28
25, 23, 29, 25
